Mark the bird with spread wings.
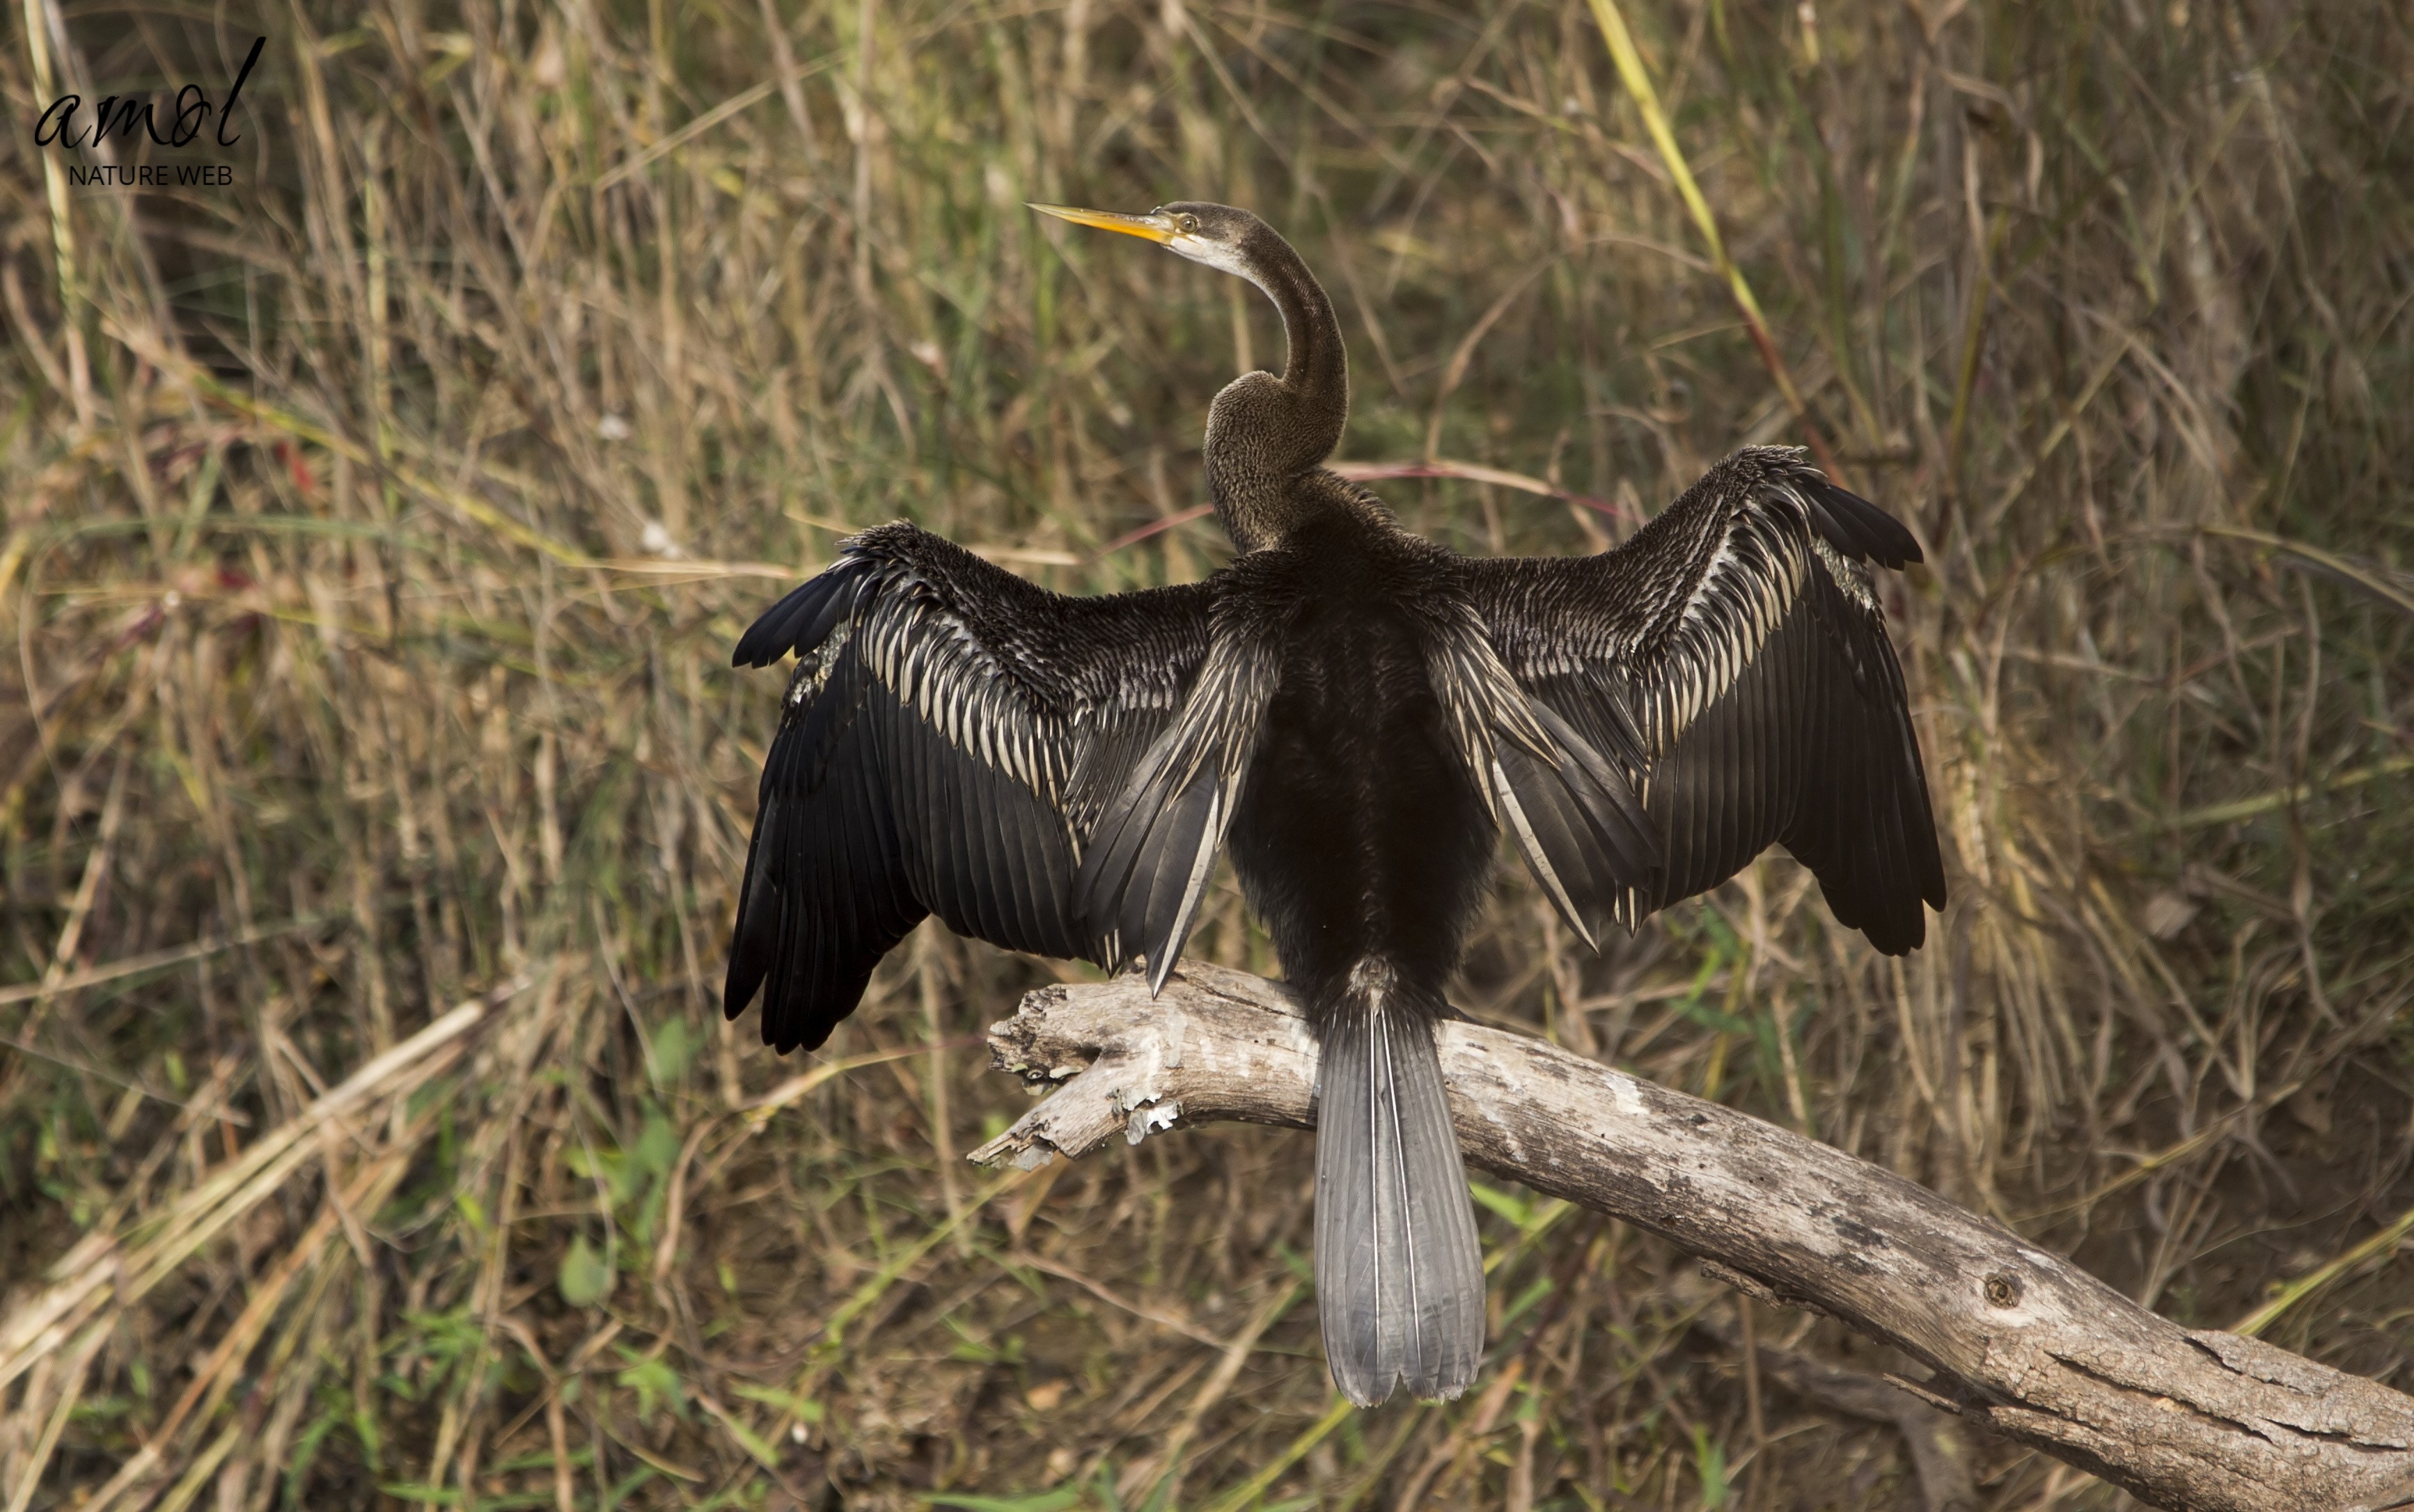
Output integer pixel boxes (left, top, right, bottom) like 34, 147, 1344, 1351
724, 200, 1944, 1407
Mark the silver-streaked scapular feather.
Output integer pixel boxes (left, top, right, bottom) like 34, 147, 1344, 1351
723, 523, 1218, 1053
1072, 602, 1285, 993
1469, 445, 1947, 953
1407, 590, 1660, 952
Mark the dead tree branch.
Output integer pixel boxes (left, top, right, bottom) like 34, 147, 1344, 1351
970, 964, 2414, 1512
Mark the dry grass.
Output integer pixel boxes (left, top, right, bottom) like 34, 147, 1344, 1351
2, 0, 2411, 1507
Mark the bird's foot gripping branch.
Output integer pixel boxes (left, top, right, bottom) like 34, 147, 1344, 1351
972, 963, 2414, 1512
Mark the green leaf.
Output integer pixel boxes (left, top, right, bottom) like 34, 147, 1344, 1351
566, 1143, 634, 1206
941, 1312, 1024, 1366
923, 1491, 1084, 1512
634, 1113, 681, 1181
1500, 1275, 1554, 1329
709, 1405, 783, 1470
650, 1018, 696, 1084
616, 1349, 687, 1424
730, 1380, 824, 1424
1468, 1181, 1534, 1225
1691, 1424, 1728, 1508
558, 1235, 613, 1306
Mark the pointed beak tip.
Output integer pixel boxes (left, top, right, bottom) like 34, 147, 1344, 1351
1028, 203, 1176, 244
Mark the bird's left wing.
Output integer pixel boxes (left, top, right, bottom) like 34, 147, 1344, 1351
1467, 446, 1946, 954
725, 523, 1213, 1052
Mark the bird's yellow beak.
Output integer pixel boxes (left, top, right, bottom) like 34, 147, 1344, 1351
1028, 203, 1177, 244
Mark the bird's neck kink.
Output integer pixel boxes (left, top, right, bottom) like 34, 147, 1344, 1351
1205, 226, 1349, 551
1255, 235, 1347, 450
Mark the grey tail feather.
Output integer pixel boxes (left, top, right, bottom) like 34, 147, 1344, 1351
1312, 966, 1487, 1407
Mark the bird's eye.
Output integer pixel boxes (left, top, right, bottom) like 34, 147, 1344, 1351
1177, 213, 1200, 233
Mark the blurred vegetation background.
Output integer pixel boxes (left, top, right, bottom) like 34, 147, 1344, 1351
2, 0, 2411, 1506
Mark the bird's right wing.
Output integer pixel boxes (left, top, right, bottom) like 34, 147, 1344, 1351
724, 523, 1214, 1052
1468, 447, 1945, 954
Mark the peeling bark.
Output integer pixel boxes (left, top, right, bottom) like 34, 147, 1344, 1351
970, 965, 2414, 1512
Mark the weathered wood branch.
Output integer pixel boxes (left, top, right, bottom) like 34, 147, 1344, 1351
969, 964, 2414, 1512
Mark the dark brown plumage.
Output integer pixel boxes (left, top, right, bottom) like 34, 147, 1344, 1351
723, 200, 1945, 1407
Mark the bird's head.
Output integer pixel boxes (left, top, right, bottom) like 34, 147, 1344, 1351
1028, 200, 1271, 283
1030, 198, 1347, 533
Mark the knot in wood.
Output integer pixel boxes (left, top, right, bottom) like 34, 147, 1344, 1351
1982, 1270, 2022, 1308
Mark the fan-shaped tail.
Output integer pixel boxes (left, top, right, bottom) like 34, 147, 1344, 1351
1313, 966, 1486, 1406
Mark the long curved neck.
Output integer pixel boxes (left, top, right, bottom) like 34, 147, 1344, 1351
1256, 233, 1348, 444
1205, 228, 1349, 551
